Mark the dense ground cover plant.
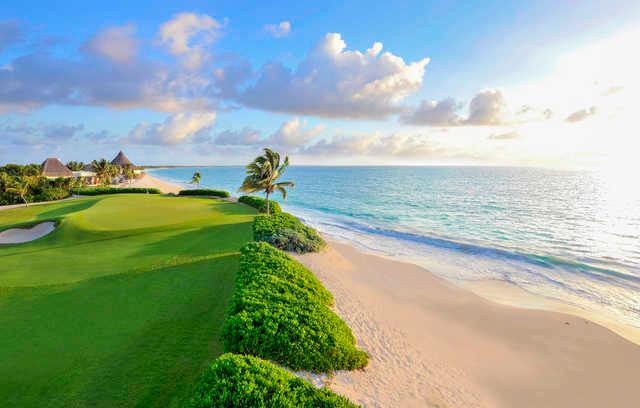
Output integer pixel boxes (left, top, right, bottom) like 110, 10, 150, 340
190, 354, 357, 408
0, 170, 72, 206
178, 189, 230, 198
253, 212, 325, 253
238, 195, 282, 214
223, 242, 368, 372
78, 187, 161, 195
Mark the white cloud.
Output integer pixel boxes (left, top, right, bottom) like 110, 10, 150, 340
239, 33, 429, 118
82, 24, 138, 63
266, 117, 324, 147
215, 127, 262, 146
158, 12, 223, 70
127, 112, 216, 145
488, 131, 520, 140
403, 89, 552, 127
264, 21, 291, 38
0, 122, 84, 145
566, 106, 597, 123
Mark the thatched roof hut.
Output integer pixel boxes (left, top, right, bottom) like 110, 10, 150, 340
41, 158, 73, 178
111, 151, 134, 167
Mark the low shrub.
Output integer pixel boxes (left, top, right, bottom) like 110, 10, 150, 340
35, 187, 70, 202
253, 212, 325, 253
78, 187, 161, 195
190, 354, 357, 408
238, 195, 282, 214
178, 189, 230, 198
223, 242, 368, 372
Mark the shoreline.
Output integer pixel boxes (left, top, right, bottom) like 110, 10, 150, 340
294, 241, 640, 407
145, 170, 640, 345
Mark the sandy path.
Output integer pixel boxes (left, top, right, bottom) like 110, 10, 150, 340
116, 174, 183, 194
295, 242, 640, 408
0, 222, 56, 244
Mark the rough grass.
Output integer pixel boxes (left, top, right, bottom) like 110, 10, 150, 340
0, 195, 257, 407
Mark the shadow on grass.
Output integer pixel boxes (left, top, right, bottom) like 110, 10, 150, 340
134, 221, 254, 259
35, 198, 100, 221
0, 255, 239, 408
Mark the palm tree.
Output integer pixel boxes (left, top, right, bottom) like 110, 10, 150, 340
7, 176, 38, 207
66, 161, 85, 171
92, 159, 113, 185
191, 171, 201, 187
124, 167, 136, 185
239, 148, 294, 215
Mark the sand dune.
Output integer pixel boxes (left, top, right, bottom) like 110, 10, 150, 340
0, 221, 56, 244
295, 242, 640, 408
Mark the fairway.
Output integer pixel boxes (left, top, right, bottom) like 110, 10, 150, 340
0, 195, 256, 407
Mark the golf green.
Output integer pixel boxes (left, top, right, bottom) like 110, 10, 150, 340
0, 195, 256, 407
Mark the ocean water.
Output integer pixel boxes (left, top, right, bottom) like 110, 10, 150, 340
149, 166, 640, 330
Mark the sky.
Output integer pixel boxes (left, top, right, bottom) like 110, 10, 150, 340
1, 0, 639, 168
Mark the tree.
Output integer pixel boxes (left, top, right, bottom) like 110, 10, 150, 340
6, 176, 38, 207
239, 148, 294, 215
191, 171, 202, 187
66, 161, 85, 171
92, 159, 113, 185
124, 167, 136, 185
71, 177, 87, 196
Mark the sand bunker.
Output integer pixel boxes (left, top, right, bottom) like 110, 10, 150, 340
0, 222, 56, 244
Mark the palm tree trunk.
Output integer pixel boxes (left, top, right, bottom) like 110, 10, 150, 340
265, 191, 270, 215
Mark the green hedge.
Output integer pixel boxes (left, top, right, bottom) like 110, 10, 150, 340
223, 242, 368, 372
253, 212, 325, 254
77, 187, 161, 196
178, 189, 230, 198
190, 354, 357, 408
238, 195, 282, 214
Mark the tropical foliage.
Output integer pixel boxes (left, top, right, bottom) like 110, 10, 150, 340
239, 148, 294, 215
0, 164, 75, 206
190, 354, 357, 408
178, 189, 230, 198
66, 161, 85, 171
191, 171, 201, 187
238, 195, 282, 214
253, 212, 326, 253
223, 242, 368, 372
77, 187, 161, 195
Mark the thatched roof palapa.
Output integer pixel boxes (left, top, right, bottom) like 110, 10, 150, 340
41, 158, 73, 178
111, 151, 134, 167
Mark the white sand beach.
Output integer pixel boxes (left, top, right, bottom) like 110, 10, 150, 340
0, 221, 55, 244
116, 173, 183, 194
295, 242, 640, 408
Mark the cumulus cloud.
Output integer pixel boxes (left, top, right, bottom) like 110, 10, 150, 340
266, 117, 324, 147
82, 24, 138, 63
264, 21, 291, 38
303, 132, 444, 157
566, 106, 597, 123
0, 20, 23, 52
212, 118, 323, 149
400, 98, 462, 126
215, 127, 262, 146
127, 112, 216, 145
158, 12, 223, 70
238, 33, 429, 118
488, 131, 520, 140
403, 89, 552, 127
0, 122, 84, 145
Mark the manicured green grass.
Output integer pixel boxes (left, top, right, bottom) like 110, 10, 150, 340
0, 195, 256, 407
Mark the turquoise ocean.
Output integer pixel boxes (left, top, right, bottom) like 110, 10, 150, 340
149, 166, 640, 331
